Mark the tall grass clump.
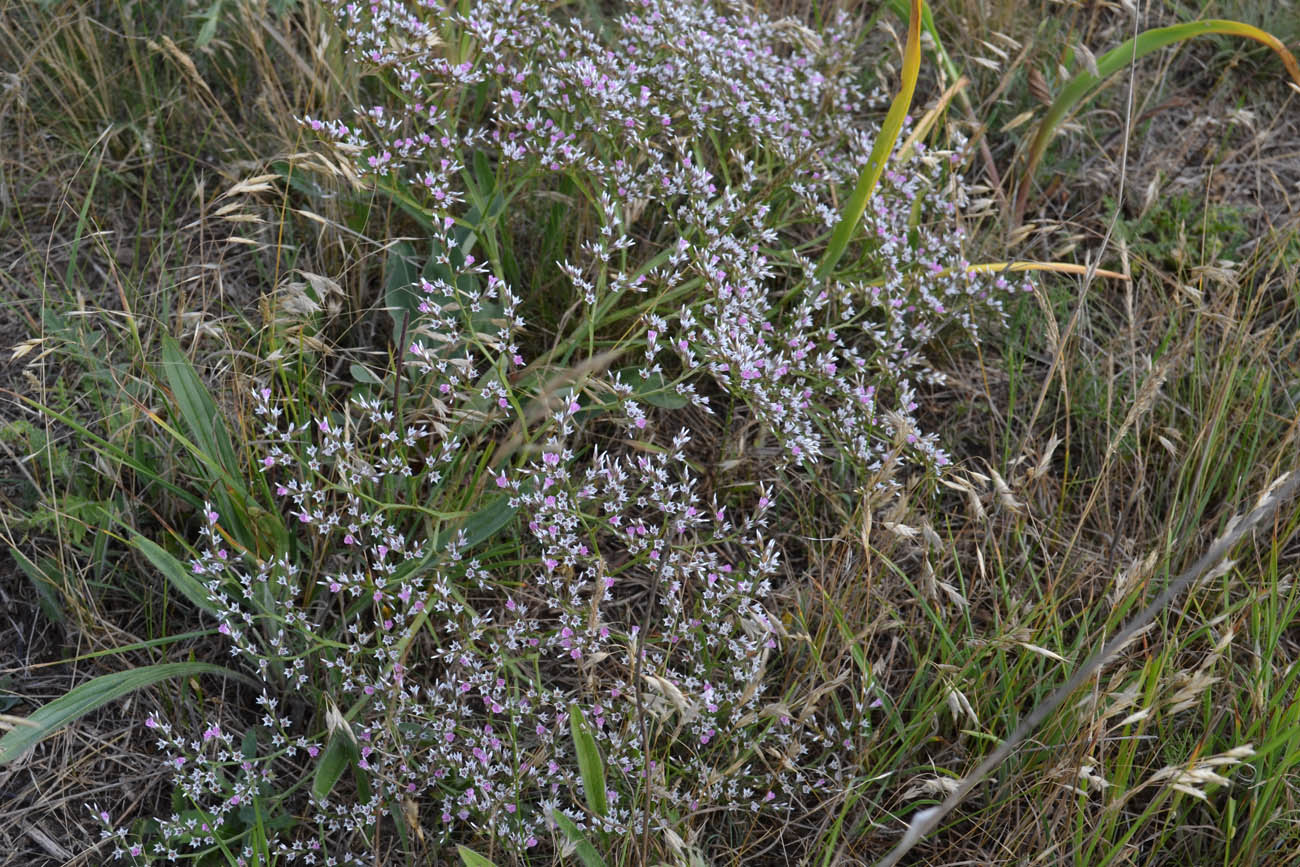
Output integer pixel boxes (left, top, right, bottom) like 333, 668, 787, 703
26, 0, 1018, 863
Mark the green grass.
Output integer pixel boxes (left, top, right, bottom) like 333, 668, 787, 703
2, 0, 1299, 865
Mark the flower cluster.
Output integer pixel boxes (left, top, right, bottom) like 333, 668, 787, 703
103, 0, 1014, 861
101, 371, 862, 860
306, 0, 1023, 475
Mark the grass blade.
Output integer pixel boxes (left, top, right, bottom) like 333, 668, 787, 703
132, 534, 218, 617
157, 336, 288, 557
1015, 19, 1300, 223
569, 702, 608, 818
157, 336, 256, 551
816, 0, 921, 280
311, 731, 358, 803
456, 846, 500, 867
7, 546, 67, 625
159, 335, 243, 489
0, 662, 251, 764
10, 390, 200, 509
551, 810, 608, 867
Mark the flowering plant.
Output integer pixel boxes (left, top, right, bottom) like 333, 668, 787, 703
93, 0, 1016, 862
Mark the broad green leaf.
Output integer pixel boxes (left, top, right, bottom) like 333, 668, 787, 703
816, 0, 921, 280
551, 810, 608, 867
384, 240, 424, 335
195, 0, 223, 47
132, 534, 218, 617
373, 177, 441, 233
460, 494, 518, 549
620, 369, 689, 410
457, 846, 500, 867
569, 703, 608, 818
311, 732, 358, 803
472, 150, 495, 195
0, 662, 250, 764
385, 220, 506, 356
1015, 19, 1300, 223
350, 363, 386, 387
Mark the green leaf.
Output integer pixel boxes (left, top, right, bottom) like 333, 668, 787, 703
159, 336, 243, 487
456, 846, 500, 867
460, 189, 506, 255
372, 177, 441, 234
350, 363, 386, 387
816, 0, 922, 279
384, 240, 424, 336
0, 662, 251, 764
311, 732, 358, 803
384, 226, 505, 354
551, 810, 608, 867
460, 494, 518, 549
132, 534, 218, 617
313, 699, 372, 805
271, 160, 327, 202
158, 336, 268, 553
195, 0, 223, 47
569, 703, 608, 818
8, 547, 66, 625
472, 150, 494, 194
620, 369, 688, 410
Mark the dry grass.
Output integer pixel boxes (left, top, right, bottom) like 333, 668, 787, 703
0, 1, 383, 861
838, 1, 1300, 862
